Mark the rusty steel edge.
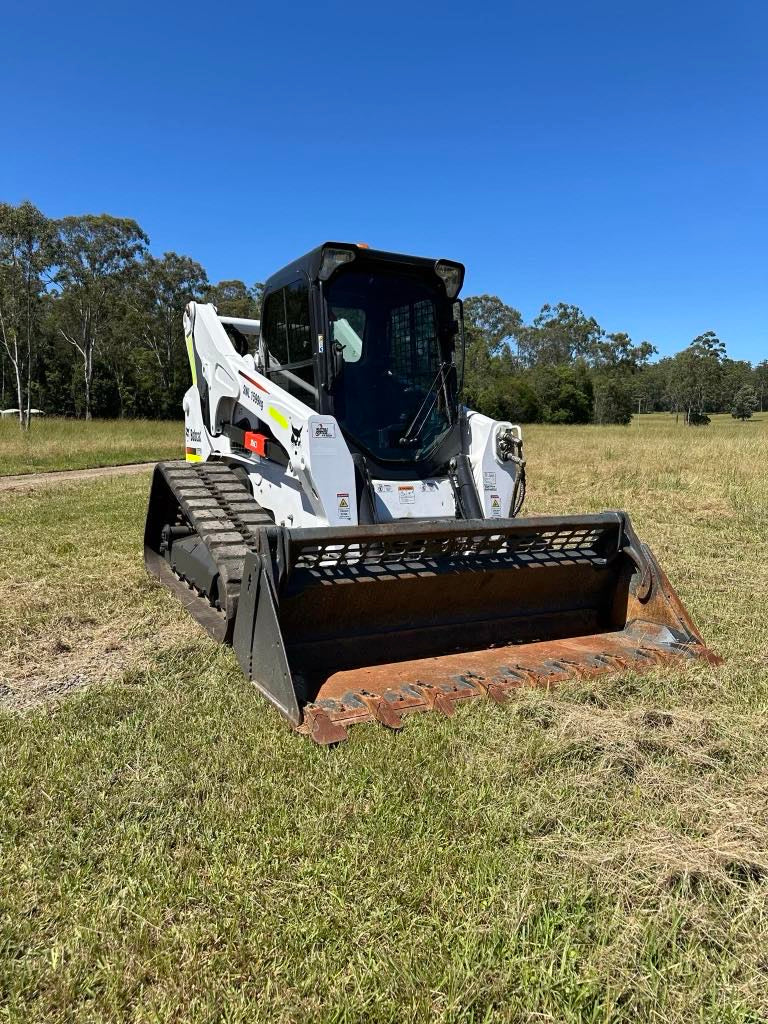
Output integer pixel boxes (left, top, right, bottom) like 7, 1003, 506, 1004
295, 632, 722, 745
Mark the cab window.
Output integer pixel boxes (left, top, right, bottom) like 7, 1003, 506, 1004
262, 281, 316, 407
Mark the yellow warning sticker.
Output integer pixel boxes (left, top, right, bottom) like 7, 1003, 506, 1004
490, 493, 502, 518
337, 492, 351, 521
185, 334, 197, 385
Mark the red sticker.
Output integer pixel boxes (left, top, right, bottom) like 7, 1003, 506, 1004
244, 432, 267, 455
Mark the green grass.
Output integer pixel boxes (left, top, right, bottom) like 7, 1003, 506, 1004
0, 417, 183, 475
1, 414, 767, 1022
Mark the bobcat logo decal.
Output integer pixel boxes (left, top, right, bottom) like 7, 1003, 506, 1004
291, 424, 303, 446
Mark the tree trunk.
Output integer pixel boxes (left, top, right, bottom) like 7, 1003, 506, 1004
23, 262, 32, 431
84, 355, 92, 421
0, 308, 26, 428
84, 330, 94, 420
12, 350, 24, 428
115, 371, 125, 418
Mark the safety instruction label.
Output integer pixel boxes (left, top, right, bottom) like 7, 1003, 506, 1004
337, 493, 351, 520
398, 485, 416, 504
483, 471, 497, 490
490, 494, 502, 518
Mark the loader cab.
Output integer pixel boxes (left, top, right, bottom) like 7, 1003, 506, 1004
260, 243, 465, 471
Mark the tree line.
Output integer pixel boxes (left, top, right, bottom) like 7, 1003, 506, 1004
463, 297, 766, 426
1, 200, 765, 427
0, 201, 261, 425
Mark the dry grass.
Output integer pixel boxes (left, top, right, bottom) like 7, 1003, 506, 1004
0, 416, 182, 475
0, 472, 198, 707
524, 413, 768, 660
0, 412, 767, 1022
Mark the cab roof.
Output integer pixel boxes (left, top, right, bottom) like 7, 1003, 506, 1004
263, 242, 465, 296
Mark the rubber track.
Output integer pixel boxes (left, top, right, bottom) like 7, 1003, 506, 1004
159, 461, 273, 631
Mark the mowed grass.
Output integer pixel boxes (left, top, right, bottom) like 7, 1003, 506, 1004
0, 416, 182, 475
1, 414, 767, 1023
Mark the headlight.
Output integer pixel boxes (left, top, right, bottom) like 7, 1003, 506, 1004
319, 247, 355, 281
435, 261, 462, 299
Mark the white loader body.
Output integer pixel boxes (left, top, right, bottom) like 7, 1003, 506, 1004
182, 301, 522, 529
144, 241, 716, 745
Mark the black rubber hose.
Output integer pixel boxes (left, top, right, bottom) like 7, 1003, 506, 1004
453, 454, 484, 519
511, 464, 527, 517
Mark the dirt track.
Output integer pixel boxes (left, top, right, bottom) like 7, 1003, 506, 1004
0, 462, 156, 493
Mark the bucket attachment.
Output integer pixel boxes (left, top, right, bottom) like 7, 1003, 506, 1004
231, 513, 720, 743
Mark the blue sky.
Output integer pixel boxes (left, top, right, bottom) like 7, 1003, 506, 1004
2, 1, 766, 362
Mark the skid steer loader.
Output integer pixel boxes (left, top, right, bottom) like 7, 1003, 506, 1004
145, 242, 719, 743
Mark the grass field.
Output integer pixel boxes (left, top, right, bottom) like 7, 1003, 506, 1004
1, 413, 767, 1022
0, 416, 182, 475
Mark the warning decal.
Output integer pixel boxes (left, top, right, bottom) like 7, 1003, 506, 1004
398, 485, 416, 504
490, 493, 502, 518
337, 493, 351, 520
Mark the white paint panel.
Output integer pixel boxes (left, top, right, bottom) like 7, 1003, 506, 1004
465, 409, 521, 518
372, 478, 456, 521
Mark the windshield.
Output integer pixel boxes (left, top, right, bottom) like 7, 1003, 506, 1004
326, 269, 457, 463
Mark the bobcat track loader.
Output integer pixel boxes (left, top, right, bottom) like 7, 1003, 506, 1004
145, 242, 719, 743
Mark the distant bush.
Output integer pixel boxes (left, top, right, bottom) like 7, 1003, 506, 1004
686, 410, 711, 426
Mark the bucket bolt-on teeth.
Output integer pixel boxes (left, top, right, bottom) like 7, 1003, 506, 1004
356, 689, 419, 729
301, 704, 350, 745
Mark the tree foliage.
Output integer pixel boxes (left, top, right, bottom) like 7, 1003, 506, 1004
463, 297, 658, 425
0, 201, 764, 427
731, 385, 758, 421
0, 204, 264, 421
0, 201, 58, 426
203, 279, 263, 320
463, 295, 763, 426
54, 215, 149, 419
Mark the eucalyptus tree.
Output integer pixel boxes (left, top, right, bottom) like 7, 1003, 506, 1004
666, 332, 726, 423
203, 279, 263, 319
130, 252, 208, 414
0, 201, 57, 427
53, 214, 148, 419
